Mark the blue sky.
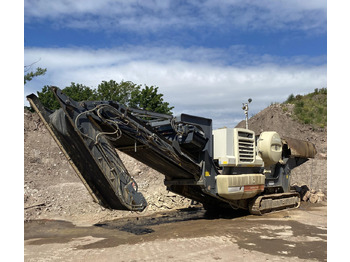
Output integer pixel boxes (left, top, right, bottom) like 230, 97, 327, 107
24, 0, 327, 128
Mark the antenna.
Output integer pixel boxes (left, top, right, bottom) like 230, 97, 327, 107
242, 98, 252, 129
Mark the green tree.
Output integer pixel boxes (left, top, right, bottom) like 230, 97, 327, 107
97, 80, 174, 114
37, 83, 97, 110
37, 85, 60, 110
37, 80, 174, 114
97, 80, 140, 105
24, 67, 47, 85
130, 85, 174, 114
62, 82, 98, 102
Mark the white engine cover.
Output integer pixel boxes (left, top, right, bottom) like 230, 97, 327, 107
257, 131, 283, 167
213, 128, 263, 167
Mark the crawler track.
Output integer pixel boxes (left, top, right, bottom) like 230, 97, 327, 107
249, 192, 301, 215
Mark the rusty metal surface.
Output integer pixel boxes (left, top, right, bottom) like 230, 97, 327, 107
282, 136, 317, 158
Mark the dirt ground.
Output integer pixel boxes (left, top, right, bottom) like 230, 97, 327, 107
24, 102, 327, 261
24, 202, 327, 262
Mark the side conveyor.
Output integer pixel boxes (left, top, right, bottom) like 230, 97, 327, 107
27, 93, 147, 211
27, 87, 205, 211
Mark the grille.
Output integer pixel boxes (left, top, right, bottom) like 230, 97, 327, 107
237, 131, 255, 163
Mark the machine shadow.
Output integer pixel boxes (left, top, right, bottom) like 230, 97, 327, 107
94, 207, 250, 236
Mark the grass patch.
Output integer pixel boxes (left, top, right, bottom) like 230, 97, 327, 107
283, 88, 327, 128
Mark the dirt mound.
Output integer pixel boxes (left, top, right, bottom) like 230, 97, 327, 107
236, 104, 327, 156
236, 103, 327, 194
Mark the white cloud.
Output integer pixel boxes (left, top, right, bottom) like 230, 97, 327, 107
24, 0, 326, 34
24, 46, 326, 128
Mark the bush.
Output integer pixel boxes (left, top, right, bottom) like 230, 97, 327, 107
286, 94, 295, 103
283, 88, 327, 128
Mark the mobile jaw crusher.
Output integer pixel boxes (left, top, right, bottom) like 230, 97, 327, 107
27, 87, 316, 215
